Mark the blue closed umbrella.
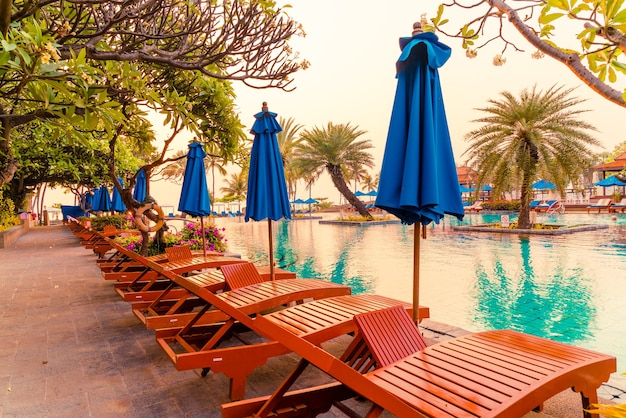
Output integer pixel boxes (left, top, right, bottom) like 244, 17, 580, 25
178, 142, 211, 255
133, 169, 147, 203
245, 102, 291, 279
375, 25, 464, 321
82, 191, 94, 213
111, 178, 126, 213
93, 185, 112, 212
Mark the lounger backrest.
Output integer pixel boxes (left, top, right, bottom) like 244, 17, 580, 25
353, 305, 427, 367
220, 262, 264, 290
165, 246, 193, 262
102, 225, 117, 235
597, 198, 611, 206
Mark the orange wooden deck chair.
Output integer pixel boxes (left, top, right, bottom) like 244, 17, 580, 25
101, 238, 238, 282
221, 305, 616, 418
133, 261, 346, 330
155, 294, 429, 401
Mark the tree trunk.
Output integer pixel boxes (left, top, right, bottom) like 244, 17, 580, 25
327, 164, 372, 219
517, 175, 533, 229
0, 117, 18, 187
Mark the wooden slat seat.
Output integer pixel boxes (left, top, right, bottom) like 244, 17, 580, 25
155, 294, 429, 401
221, 306, 616, 418
139, 276, 351, 330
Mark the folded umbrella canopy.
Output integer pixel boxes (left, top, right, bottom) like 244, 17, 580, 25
245, 102, 291, 280
375, 24, 464, 321
178, 142, 212, 256
111, 178, 126, 213
133, 169, 147, 203
93, 185, 112, 212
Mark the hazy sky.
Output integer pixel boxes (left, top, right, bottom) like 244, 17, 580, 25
225, 0, 625, 201
45, 0, 626, 207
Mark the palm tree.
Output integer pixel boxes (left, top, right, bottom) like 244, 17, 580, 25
464, 85, 600, 229
361, 172, 379, 193
294, 122, 375, 219
220, 169, 247, 201
277, 117, 304, 200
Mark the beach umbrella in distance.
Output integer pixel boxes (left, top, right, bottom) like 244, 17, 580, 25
459, 184, 471, 193
303, 197, 319, 204
111, 178, 127, 213
245, 102, 291, 280
375, 23, 464, 321
365, 190, 378, 197
355, 190, 366, 197
594, 176, 626, 187
178, 142, 212, 256
133, 169, 147, 203
531, 179, 557, 190
531, 179, 556, 200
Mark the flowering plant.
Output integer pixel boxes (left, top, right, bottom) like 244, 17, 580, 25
114, 221, 227, 255
178, 222, 227, 252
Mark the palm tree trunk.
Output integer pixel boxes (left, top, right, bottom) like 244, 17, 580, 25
518, 176, 533, 229
327, 164, 372, 219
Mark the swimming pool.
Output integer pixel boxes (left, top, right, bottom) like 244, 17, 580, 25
212, 212, 626, 373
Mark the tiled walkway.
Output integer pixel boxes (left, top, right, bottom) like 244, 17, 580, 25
0, 225, 623, 417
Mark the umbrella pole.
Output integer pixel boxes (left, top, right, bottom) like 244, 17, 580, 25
268, 219, 275, 280
413, 223, 421, 323
200, 217, 207, 257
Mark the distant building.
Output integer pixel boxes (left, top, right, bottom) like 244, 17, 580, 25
456, 166, 477, 188
592, 151, 626, 176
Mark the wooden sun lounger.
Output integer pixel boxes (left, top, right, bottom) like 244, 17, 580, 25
101, 241, 240, 282
222, 306, 616, 418
587, 198, 613, 214
112, 245, 245, 302
133, 262, 349, 330
155, 294, 430, 400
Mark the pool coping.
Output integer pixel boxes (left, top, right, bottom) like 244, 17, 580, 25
319, 219, 401, 226
452, 223, 609, 235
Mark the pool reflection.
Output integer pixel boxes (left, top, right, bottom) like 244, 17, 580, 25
472, 237, 595, 343
214, 212, 626, 372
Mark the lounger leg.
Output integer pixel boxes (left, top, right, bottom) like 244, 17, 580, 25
580, 390, 599, 418
255, 359, 310, 417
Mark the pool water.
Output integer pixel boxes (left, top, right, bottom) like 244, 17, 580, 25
212, 212, 626, 373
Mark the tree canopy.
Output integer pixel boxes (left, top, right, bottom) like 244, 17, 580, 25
432, 0, 626, 107
1, 0, 307, 190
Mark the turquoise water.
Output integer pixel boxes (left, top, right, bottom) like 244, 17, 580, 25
212, 212, 626, 373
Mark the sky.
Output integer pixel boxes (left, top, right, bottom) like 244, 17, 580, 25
44, 0, 626, 208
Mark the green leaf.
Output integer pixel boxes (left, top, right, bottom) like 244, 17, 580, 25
1, 40, 16, 52
539, 12, 564, 24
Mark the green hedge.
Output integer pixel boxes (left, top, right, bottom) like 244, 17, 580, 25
479, 201, 521, 211
0, 190, 21, 233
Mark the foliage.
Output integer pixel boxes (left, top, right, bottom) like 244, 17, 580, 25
463, 84, 599, 228
480, 201, 521, 211
78, 214, 135, 231
585, 403, 626, 418
113, 221, 227, 255
294, 122, 375, 219
1, 0, 306, 192
179, 222, 227, 252
431, 0, 626, 106
337, 214, 393, 222
0, 189, 21, 232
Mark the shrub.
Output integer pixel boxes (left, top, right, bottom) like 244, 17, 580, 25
481, 200, 521, 211
0, 190, 21, 233
114, 221, 227, 255
79, 214, 136, 231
